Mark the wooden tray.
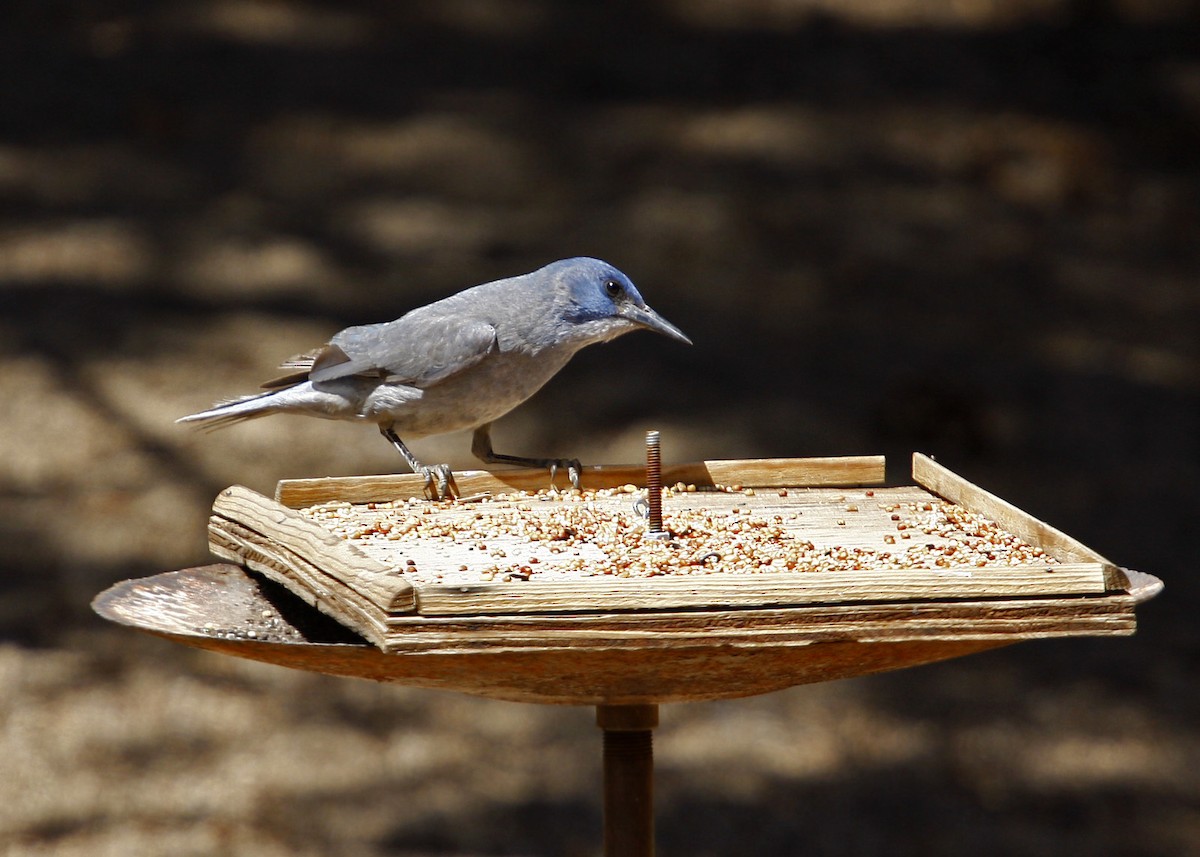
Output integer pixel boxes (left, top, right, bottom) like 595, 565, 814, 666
206, 454, 1134, 654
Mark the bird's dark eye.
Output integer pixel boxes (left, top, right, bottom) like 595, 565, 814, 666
604, 279, 622, 298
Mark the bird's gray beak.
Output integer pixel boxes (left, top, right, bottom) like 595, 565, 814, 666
624, 304, 693, 345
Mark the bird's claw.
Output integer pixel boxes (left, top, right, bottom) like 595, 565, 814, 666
419, 464, 455, 500
546, 458, 583, 491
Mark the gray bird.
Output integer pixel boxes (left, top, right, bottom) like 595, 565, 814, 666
178, 257, 691, 496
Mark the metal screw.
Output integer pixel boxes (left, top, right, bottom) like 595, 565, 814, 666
645, 430, 668, 540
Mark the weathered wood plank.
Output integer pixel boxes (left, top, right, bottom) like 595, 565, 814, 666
372, 599, 1136, 653
376, 621, 1135, 653
211, 485, 416, 613
912, 453, 1127, 590
274, 455, 887, 507
209, 519, 388, 647
385, 592, 1138, 634
408, 562, 1109, 616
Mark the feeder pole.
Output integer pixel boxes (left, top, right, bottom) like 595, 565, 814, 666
596, 703, 658, 857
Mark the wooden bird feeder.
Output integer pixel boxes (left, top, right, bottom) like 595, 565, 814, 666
93, 451, 1162, 857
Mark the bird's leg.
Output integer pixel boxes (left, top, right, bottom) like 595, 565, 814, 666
379, 425, 455, 499
471, 423, 582, 490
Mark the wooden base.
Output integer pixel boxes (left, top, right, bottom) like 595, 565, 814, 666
91, 563, 1159, 704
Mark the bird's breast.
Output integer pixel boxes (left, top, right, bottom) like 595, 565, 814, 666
364, 348, 577, 437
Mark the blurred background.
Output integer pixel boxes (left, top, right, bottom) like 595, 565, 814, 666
2, 0, 1197, 854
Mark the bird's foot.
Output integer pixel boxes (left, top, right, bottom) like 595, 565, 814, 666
545, 458, 583, 491
419, 463, 456, 500
469, 425, 581, 491
379, 426, 457, 499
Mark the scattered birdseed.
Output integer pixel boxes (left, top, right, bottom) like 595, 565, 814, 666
297, 486, 1055, 585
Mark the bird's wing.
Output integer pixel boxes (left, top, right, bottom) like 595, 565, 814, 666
309, 314, 499, 388
260, 349, 324, 389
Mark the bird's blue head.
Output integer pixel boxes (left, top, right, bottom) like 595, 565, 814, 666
544, 257, 692, 347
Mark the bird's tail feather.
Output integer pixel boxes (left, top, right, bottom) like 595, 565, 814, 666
176, 391, 280, 432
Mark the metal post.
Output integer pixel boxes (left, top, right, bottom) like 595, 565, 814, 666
597, 703, 659, 857
645, 430, 666, 538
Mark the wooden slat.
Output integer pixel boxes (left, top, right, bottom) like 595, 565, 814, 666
912, 453, 1127, 591
211, 486, 416, 613
370, 595, 1135, 653
377, 619, 1134, 653
386, 593, 1138, 635
410, 562, 1109, 616
274, 455, 887, 507
209, 520, 387, 647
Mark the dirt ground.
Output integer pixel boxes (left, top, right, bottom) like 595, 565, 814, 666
2, 1, 1198, 854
